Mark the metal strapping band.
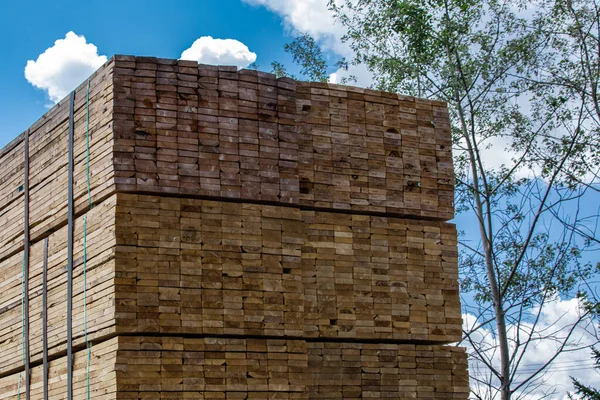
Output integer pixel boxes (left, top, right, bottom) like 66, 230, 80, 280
23, 129, 30, 400
67, 91, 75, 400
42, 238, 48, 400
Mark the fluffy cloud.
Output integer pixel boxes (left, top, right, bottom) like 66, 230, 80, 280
242, 0, 348, 54
328, 63, 373, 88
25, 32, 107, 103
463, 298, 599, 400
180, 37, 257, 69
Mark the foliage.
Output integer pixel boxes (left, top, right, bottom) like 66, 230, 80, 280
270, 61, 295, 79
284, 34, 329, 82
569, 348, 600, 399
271, 34, 354, 83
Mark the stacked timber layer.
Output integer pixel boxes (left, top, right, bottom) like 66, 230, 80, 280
0, 336, 468, 399
110, 58, 453, 218
0, 55, 467, 399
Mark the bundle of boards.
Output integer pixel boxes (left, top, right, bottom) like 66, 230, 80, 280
0, 55, 467, 399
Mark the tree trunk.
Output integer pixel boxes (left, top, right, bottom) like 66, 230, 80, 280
456, 102, 512, 400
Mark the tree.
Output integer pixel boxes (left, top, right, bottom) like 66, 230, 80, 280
270, 61, 296, 79
283, 0, 600, 398
284, 34, 329, 82
272, 34, 354, 83
569, 347, 600, 399
516, 0, 600, 190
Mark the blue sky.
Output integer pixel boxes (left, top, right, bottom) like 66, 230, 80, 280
0, 0, 325, 148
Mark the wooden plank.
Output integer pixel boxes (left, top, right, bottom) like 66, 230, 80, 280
306, 342, 469, 399
0, 197, 118, 375
1, 55, 456, 264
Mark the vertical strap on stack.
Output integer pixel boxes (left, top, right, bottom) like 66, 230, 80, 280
83, 215, 90, 399
42, 238, 49, 400
83, 78, 93, 400
85, 78, 93, 209
22, 128, 31, 400
18, 257, 24, 400
67, 91, 75, 400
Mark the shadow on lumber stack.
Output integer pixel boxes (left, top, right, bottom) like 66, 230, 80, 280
0, 55, 468, 399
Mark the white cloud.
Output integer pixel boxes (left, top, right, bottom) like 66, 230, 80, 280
328, 63, 373, 88
463, 298, 599, 400
25, 32, 107, 103
180, 36, 257, 69
243, 0, 347, 54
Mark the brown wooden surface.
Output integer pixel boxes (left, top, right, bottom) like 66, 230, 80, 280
0, 54, 454, 262
1, 55, 455, 265
114, 193, 461, 341
0, 336, 468, 399
0, 197, 117, 375
110, 55, 453, 218
297, 82, 454, 219
111, 56, 299, 204
307, 342, 469, 399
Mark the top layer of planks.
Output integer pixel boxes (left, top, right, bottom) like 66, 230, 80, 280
0, 55, 454, 261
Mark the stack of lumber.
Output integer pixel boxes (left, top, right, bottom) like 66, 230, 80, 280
301, 210, 461, 341
109, 56, 454, 218
111, 336, 309, 397
297, 82, 454, 219
0, 55, 456, 259
0, 337, 469, 399
0, 336, 117, 400
0, 54, 468, 399
0, 55, 455, 258
111, 56, 299, 203
113, 193, 305, 338
0, 197, 117, 375
307, 342, 469, 399
0, 190, 462, 374
0, 139, 24, 261
0, 60, 116, 260
111, 193, 461, 341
